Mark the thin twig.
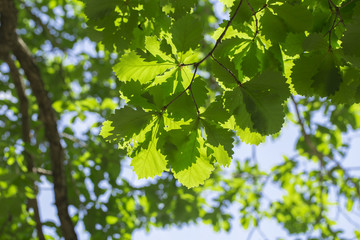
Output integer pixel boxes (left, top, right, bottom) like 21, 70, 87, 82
339, 207, 360, 228
257, 226, 269, 240
256, 4, 268, 13
180, 0, 244, 67
328, 0, 345, 26
21, 1, 65, 51
246, 228, 255, 240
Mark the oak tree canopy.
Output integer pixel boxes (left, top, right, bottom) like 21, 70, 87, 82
93, 0, 360, 187
1, 0, 360, 239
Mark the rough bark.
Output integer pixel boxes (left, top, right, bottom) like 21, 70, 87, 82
12, 37, 78, 240
3, 54, 46, 240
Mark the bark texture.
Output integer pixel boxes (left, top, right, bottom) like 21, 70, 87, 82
0, 0, 77, 239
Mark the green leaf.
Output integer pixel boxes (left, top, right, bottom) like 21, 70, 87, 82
262, 44, 284, 72
202, 120, 234, 159
145, 36, 175, 62
332, 67, 360, 103
271, 3, 313, 33
191, 78, 209, 107
311, 53, 342, 97
100, 120, 115, 139
226, 70, 289, 135
292, 52, 342, 97
120, 81, 157, 109
167, 92, 198, 120
291, 53, 323, 95
105, 106, 153, 141
302, 33, 327, 52
202, 98, 231, 124
173, 139, 214, 188
282, 32, 306, 56
241, 42, 260, 78
210, 144, 231, 167
210, 55, 239, 89
162, 120, 200, 172
113, 51, 175, 84
131, 124, 167, 178
172, 130, 200, 172
106, 216, 118, 225
171, 14, 203, 52
236, 127, 265, 145
85, 0, 116, 20
260, 9, 287, 43
342, 16, 360, 58
219, 0, 235, 8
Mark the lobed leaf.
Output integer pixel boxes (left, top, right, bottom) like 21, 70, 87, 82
113, 51, 175, 84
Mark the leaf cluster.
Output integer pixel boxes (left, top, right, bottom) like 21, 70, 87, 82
90, 0, 360, 188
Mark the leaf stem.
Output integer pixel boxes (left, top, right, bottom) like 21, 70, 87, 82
211, 54, 242, 87
189, 86, 200, 115
246, 0, 259, 40
162, 66, 199, 111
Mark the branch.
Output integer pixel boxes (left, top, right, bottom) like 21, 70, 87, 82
291, 96, 360, 224
11, 36, 78, 240
0, 1, 78, 234
290, 96, 325, 221
1, 1, 77, 237
2, 54, 45, 240
332, 159, 360, 198
246, 228, 255, 240
290, 96, 324, 160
